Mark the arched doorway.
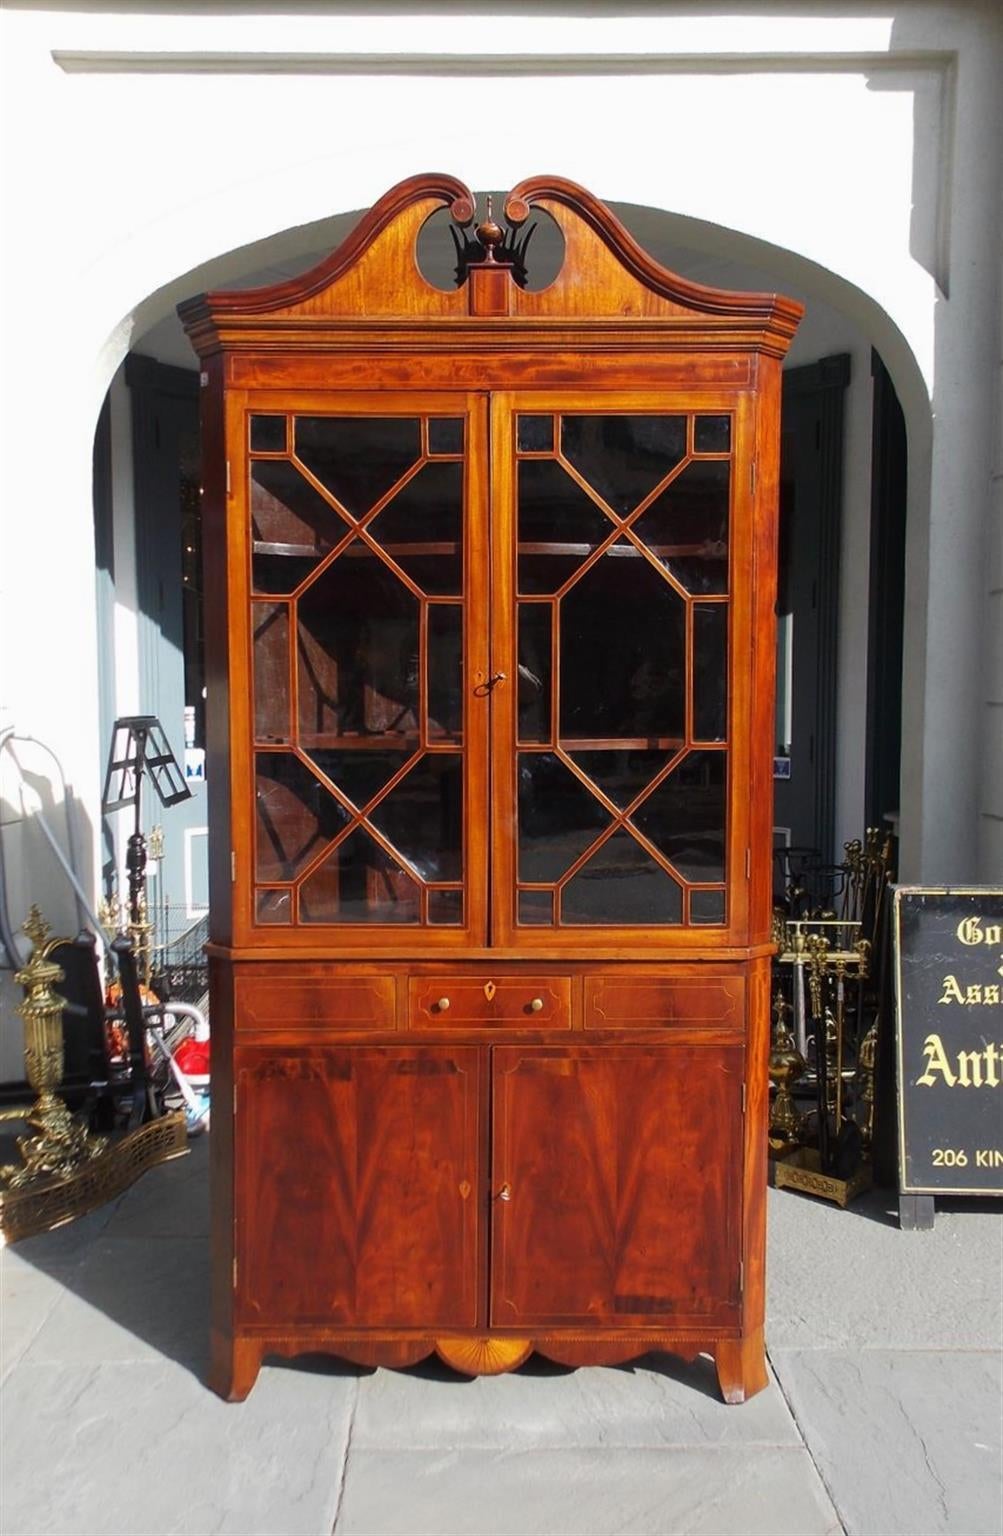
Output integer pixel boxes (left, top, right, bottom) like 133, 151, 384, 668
92, 194, 924, 951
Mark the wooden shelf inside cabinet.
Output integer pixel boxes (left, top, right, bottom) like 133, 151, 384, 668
183, 171, 801, 1405
253, 540, 462, 558
295, 734, 428, 750
518, 541, 724, 559
517, 738, 687, 752
252, 541, 722, 561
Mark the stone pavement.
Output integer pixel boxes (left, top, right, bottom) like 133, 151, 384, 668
1, 1137, 1000, 1536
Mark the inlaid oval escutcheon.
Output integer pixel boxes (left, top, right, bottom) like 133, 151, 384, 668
435, 1336, 533, 1376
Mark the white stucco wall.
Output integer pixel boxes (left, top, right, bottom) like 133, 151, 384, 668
1, 2, 1001, 1078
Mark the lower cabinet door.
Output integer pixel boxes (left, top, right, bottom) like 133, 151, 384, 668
490, 1045, 744, 1328
235, 1045, 483, 1327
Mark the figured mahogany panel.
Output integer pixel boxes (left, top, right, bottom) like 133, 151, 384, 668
409, 975, 571, 1028
491, 1045, 743, 1327
583, 976, 743, 1029
235, 1046, 481, 1326
233, 971, 396, 1031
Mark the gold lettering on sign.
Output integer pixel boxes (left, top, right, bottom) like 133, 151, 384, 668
957, 916, 1003, 947
939, 975, 966, 1006
938, 975, 1003, 1006
918, 1034, 956, 1086
916, 1034, 1003, 1088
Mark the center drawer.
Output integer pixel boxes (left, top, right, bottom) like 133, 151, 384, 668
409, 976, 572, 1029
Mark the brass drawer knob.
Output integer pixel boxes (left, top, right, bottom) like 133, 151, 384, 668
529, 997, 544, 1013
495, 1182, 512, 1202
436, 996, 450, 1012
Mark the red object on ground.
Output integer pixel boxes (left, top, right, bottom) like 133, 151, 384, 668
174, 1038, 211, 1077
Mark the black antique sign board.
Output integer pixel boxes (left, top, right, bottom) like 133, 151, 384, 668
892, 887, 1003, 1226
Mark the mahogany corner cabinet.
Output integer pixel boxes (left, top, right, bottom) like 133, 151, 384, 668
179, 174, 802, 1403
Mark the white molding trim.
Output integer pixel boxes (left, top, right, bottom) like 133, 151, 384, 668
52, 49, 954, 76
184, 826, 209, 920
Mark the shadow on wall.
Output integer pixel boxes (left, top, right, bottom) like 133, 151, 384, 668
865, 50, 951, 298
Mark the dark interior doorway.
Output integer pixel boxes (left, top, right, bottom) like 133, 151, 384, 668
865, 351, 907, 832
773, 353, 850, 872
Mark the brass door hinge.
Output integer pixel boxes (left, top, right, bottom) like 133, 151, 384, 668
231, 850, 237, 882
233, 1256, 238, 1289
226, 460, 232, 496
750, 460, 757, 495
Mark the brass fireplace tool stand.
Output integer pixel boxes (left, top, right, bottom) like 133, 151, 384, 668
0, 906, 186, 1246
768, 829, 894, 1207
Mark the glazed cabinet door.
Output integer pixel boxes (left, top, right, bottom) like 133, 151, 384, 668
490, 1045, 744, 1328
239, 393, 490, 948
234, 1045, 484, 1327
490, 394, 753, 949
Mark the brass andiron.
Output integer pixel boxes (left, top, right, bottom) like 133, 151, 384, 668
768, 988, 805, 1151
773, 928, 873, 1208
0, 905, 188, 1244
855, 1023, 878, 1150
0, 907, 105, 1188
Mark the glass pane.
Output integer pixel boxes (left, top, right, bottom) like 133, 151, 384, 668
562, 829, 682, 925
518, 752, 610, 883
568, 749, 672, 810
303, 747, 410, 812
559, 551, 685, 740
561, 415, 686, 515
632, 461, 730, 595
250, 415, 287, 453
367, 461, 462, 595
632, 750, 726, 882
369, 753, 463, 882
299, 828, 419, 924
518, 604, 551, 743
518, 459, 614, 594
517, 415, 554, 452
518, 889, 554, 925
690, 888, 726, 924
256, 889, 292, 925
428, 605, 463, 740
693, 604, 728, 742
297, 543, 420, 741
428, 418, 464, 455
428, 889, 463, 924
255, 752, 350, 882
253, 603, 289, 742
253, 551, 327, 596
294, 417, 421, 518
250, 461, 341, 594
694, 415, 731, 453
